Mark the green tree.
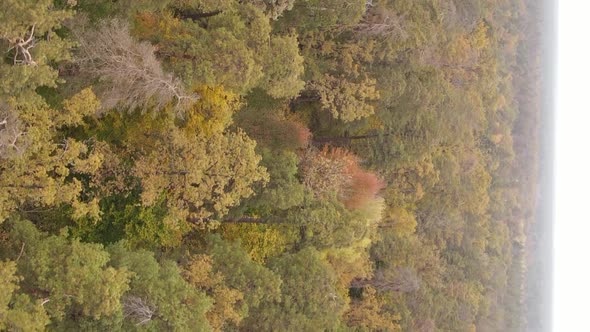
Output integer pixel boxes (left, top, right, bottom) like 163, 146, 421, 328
0, 0, 74, 100
0, 219, 130, 325
286, 196, 363, 249
108, 243, 212, 331
235, 149, 308, 216
278, 0, 366, 31
133, 4, 269, 94
244, 247, 346, 331
0, 260, 50, 331
205, 235, 282, 321
259, 35, 305, 99
247, 0, 296, 20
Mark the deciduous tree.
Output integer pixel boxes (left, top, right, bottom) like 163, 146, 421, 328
345, 286, 401, 331
0, 219, 130, 324
107, 243, 212, 330
183, 254, 245, 331
205, 235, 282, 320
0, 90, 103, 222
133, 127, 269, 229
312, 74, 379, 122
244, 247, 346, 331
76, 19, 197, 113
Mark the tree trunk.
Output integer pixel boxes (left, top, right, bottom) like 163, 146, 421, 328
223, 216, 275, 224
171, 8, 223, 21
312, 133, 389, 146
293, 95, 321, 103
350, 278, 371, 288
188, 216, 281, 225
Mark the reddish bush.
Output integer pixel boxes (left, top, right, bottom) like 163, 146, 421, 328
344, 169, 385, 209
302, 146, 384, 209
239, 109, 311, 151
288, 120, 312, 148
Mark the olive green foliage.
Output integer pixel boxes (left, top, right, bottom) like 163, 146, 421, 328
244, 247, 347, 331
236, 149, 308, 215
260, 34, 305, 99
133, 1, 305, 97
278, 0, 366, 31
0, 0, 73, 98
205, 235, 282, 313
108, 243, 212, 331
0, 260, 49, 331
0, 219, 129, 328
248, 0, 296, 20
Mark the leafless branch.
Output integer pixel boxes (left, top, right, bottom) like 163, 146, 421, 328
15, 242, 25, 262
7, 24, 37, 66
123, 296, 155, 326
0, 104, 29, 159
354, 11, 408, 39
76, 19, 198, 115
352, 266, 420, 293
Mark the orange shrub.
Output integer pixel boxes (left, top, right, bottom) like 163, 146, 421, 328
302, 146, 384, 209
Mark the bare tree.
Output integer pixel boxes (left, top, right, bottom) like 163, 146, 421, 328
413, 318, 436, 332
5, 24, 37, 66
0, 103, 27, 159
343, 3, 408, 40
299, 147, 353, 199
123, 296, 155, 326
435, 0, 481, 31
354, 11, 408, 39
76, 19, 198, 114
351, 266, 420, 293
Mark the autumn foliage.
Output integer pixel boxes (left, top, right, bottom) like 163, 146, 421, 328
301, 146, 384, 209
238, 108, 312, 151
0, 0, 538, 330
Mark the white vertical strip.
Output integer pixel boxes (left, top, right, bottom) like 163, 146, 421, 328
554, 1, 590, 330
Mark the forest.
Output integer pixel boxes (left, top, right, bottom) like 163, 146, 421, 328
0, 0, 540, 331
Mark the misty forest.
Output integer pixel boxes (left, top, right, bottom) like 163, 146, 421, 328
0, 0, 541, 331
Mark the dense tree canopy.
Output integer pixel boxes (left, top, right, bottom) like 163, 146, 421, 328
0, 0, 539, 330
